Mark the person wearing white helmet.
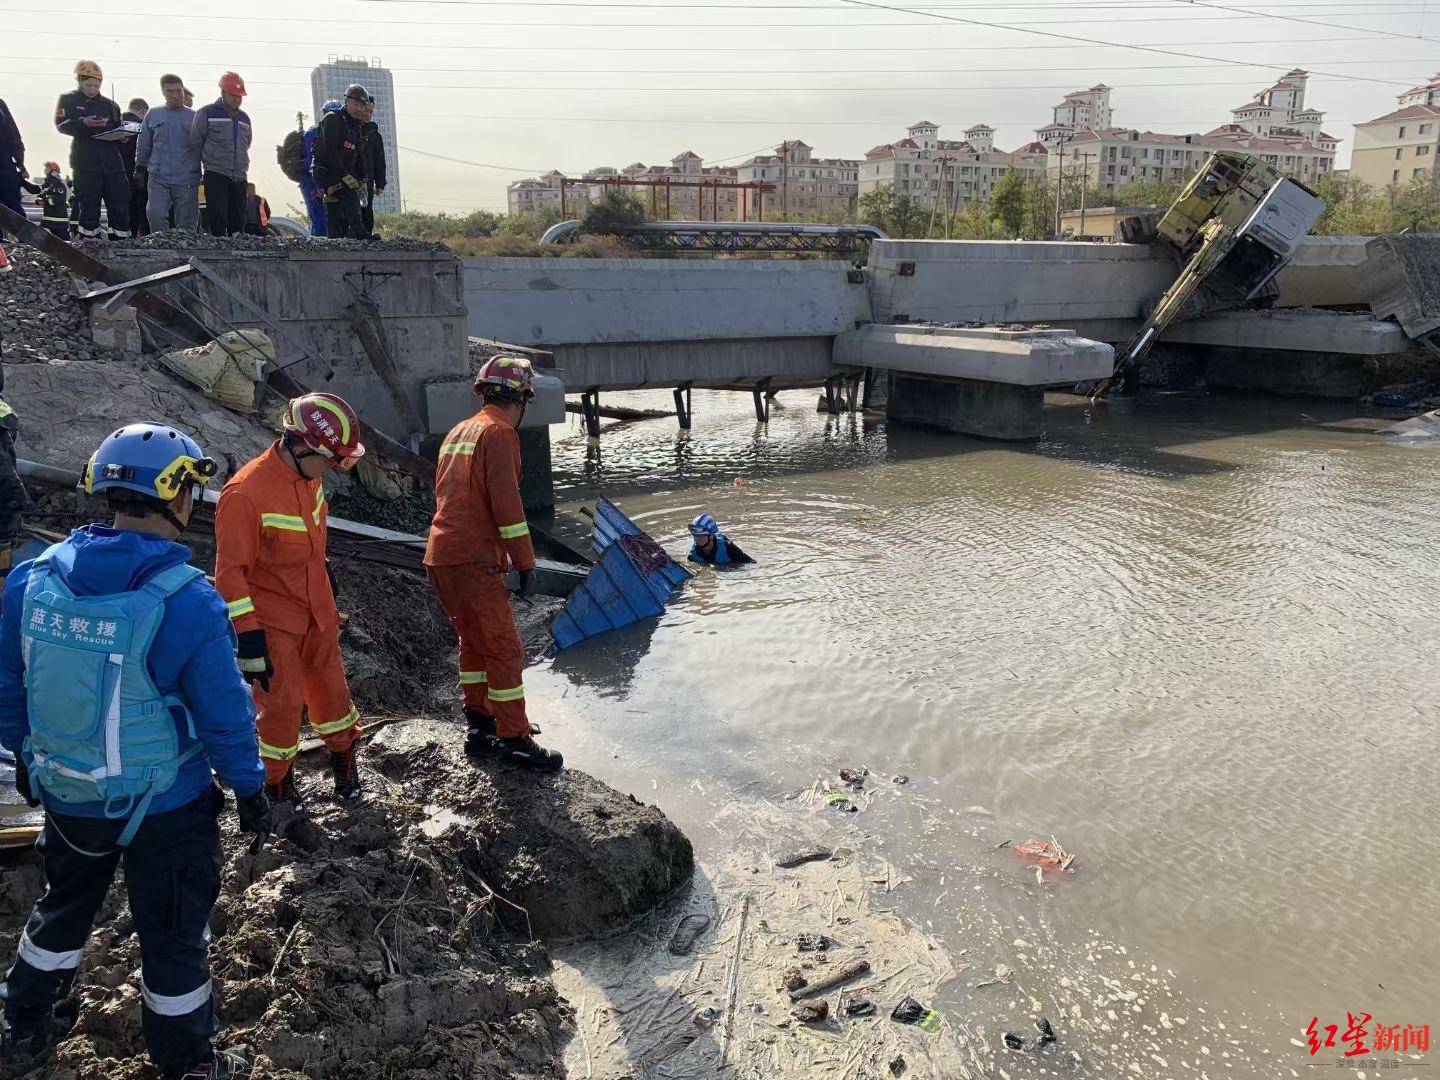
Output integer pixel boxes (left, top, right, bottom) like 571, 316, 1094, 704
687, 513, 755, 566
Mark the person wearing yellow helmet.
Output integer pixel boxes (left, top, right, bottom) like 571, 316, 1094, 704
54, 60, 132, 240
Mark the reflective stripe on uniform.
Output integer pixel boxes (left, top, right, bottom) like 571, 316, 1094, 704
260, 513, 308, 532
258, 738, 300, 761
311, 703, 359, 736
487, 684, 525, 703
140, 977, 212, 1017
498, 521, 530, 540
313, 486, 326, 525
439, 441, 476, 457
227, 596, 255, 619
458, 669, 487, 685
17, 930, 81, 972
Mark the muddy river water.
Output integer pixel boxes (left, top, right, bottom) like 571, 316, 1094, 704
524, 387, 1440, 1075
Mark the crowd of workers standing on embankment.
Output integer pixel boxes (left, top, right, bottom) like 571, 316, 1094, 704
0, 60, 391, 243
0, 354, 570, 1078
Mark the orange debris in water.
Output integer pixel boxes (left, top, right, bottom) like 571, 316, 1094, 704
1013, 838, 1076, 873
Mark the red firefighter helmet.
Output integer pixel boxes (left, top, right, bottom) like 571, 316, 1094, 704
473, 355, 535, 400
282, 393, 365, 469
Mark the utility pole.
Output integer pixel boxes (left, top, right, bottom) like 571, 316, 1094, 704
1077, 152, 1093, 235
1054, 140, 1066, 239
777, 141, 792, 221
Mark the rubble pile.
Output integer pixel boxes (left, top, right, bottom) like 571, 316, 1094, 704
0, 719, 692, 1080
0, 246, 143, 367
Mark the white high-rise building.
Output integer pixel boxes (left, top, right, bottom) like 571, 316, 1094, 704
311, 55, 401, 213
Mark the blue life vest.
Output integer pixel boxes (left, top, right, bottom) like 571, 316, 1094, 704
689, 534, 731, 565
20, 556, 205, 846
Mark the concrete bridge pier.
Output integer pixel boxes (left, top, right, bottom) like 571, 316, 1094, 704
887, 374, 1044, 440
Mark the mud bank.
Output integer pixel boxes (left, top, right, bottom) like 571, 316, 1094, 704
0, 718, 691, 1079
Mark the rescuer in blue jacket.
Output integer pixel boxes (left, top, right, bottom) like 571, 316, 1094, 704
687, 513, 755, 566
0, 423, 269, 1079
300, 99, 342, 237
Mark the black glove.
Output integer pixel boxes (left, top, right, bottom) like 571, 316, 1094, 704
19, 179, 40, 196
14, 758, 39, 808
133, 167, 147, 189
235, 787, 273, 838
514, 568, 537, 599
235, 629, 273, 692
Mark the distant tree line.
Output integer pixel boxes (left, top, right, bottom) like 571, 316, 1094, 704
369, 170, 1440, 253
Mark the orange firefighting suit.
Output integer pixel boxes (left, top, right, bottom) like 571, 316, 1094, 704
424, 403, 535, 739
214, 443, 361, 782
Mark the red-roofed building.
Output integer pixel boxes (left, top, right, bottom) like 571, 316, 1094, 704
734, 140, 859, 219
1038, 70, 1335, 193
1351, 77, 1440, 188
858, 121, 1046, 209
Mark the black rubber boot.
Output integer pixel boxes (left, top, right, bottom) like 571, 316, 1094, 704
464, 710, 539, 758
463, 709, 497, 758
330, 747, 361, 803
265, 770, 302, 811
493, 736, 564, 772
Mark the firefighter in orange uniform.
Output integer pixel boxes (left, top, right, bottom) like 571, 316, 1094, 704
426, 356, 562, 771
214, 393, 367, 805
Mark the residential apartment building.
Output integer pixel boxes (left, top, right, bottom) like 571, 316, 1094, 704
615, 152, 742, 220
1042, 71, 1337, 194
733, 141, 859, 220
311, 56, 401, 213
506, 170, 585, 217
860, 121, 1045, 208
507, 151, 752, 219
1350, 72, 1440, 188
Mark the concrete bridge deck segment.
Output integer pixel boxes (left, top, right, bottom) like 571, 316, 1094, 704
835, 324, 1115, 440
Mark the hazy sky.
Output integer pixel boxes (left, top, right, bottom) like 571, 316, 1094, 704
1, 0, 1434, 215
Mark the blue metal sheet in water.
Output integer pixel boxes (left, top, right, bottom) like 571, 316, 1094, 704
591, 496, 689, 604
550, 497, 691, 650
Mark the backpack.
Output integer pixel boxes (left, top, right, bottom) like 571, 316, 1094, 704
21, 556, 206, 846
277, 129, 306, 183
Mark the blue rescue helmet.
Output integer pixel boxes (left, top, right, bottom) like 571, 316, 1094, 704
321, 99, 344, 114
689, 513, 719, 539
82, 423, 219, 503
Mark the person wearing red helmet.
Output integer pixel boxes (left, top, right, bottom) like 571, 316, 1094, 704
191, 72, 251, 237
214, 393, 367, 805
426, 356, 562, 771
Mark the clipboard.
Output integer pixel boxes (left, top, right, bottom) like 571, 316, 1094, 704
93, 122, 141, 142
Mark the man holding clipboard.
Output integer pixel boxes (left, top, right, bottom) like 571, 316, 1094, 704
54, 60, 132, 240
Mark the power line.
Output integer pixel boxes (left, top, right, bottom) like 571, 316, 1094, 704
3, 54, 1427, 76
21, 26, 1433, 57
1169, 0, 1440, 39
2, 67, 1419, 90
829, 0, 1407, 84
1, 6, 1432, 26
